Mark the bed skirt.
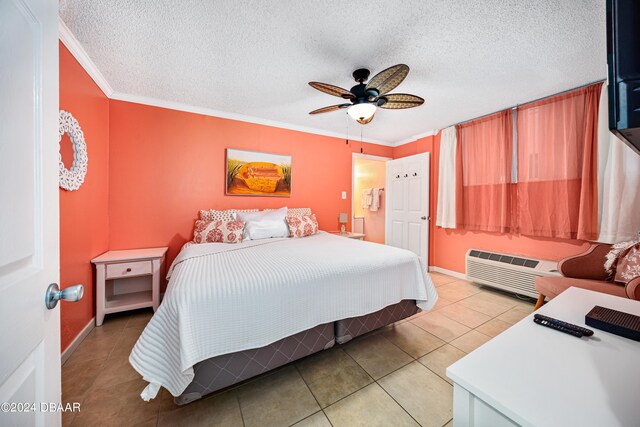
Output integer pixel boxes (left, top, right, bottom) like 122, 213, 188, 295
175, 322, 335, 405
335, 299, 419, 344
174, 299, 418, 405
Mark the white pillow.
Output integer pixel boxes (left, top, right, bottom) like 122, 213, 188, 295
235, 207, 289, 240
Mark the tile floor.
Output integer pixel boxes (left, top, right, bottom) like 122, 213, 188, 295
62, 273, 535, 427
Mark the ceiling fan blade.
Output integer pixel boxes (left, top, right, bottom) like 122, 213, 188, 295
378, 93, 424, 109
309, 82, 355, 99
309, 104, 351, 115
365, 64, 410, 95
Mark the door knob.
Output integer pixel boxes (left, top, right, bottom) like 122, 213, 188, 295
45, 283, 84, 309
421, 216, 427, 220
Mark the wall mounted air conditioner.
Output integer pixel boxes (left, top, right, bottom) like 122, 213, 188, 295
465, 249, 561, 298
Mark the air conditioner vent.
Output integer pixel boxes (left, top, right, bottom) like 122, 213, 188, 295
468, 250, 540, 268
466, 249, 560, 298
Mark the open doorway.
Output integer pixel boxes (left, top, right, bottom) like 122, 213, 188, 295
352, 153, 390, 243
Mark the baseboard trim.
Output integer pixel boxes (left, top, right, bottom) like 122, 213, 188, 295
61, 317, 95, 366
428, 266, 468, 281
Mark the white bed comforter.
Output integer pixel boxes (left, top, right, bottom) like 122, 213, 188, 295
130, 232, 437, 399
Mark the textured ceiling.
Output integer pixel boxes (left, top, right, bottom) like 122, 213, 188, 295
59, 0, 607, 145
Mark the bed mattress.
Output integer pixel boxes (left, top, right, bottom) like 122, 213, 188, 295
130, 232, 437, 400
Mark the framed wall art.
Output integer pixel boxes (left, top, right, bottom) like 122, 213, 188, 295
226, 149, 291, 197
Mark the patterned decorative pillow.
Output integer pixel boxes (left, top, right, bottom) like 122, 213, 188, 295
193, 220, 245, 244
614, 243, 640, 284
286, 214, 319, 238
263, 207, 312, 217
288, 208, 312, 217
199, 209, 258, 221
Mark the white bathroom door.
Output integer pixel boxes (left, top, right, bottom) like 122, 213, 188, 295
385, 153, 430, 265
0, 0, 61, 426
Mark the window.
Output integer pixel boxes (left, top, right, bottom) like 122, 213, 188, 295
445, 83, 602, 240
516, 84, 601, 240
458, 110, 514, 233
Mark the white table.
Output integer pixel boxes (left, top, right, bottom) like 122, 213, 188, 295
92, 247, 168, 326
447, 287, 640, 427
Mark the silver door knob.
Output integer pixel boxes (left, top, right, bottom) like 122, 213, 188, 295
45, 283, 84, 309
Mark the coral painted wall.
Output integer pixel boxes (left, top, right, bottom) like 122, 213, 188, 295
59, 42, 110, 352
107, 100, 394, 268
393, 132, 591, 273
353, 157, 387, 244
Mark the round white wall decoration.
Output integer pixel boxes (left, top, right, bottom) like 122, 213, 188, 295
58, 110, 88, 191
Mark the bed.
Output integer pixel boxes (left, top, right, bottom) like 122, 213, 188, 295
129, 231, 438, 404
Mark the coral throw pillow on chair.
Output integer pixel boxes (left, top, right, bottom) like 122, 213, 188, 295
615, 244, 640, 284
193, 220, 245, 243
286, 214, 319, 238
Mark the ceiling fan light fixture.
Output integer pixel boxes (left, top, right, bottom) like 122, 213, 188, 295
347, 103, 376, 125
309, 64, 423, 124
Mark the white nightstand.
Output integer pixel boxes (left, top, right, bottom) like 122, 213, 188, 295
330, 232, 366, 240
91, 247, 168, 326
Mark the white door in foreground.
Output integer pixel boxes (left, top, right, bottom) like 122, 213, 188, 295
0, 0, 61, 425
385, 153, 430, 265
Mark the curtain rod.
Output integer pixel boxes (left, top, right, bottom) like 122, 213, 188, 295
444, 78, 606, 130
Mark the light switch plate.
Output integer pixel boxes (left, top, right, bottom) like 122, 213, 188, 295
341, 191, 347, 200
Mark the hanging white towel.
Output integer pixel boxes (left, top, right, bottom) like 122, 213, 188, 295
436, 126, 457, 228
362, 188, 372, 209
370, 188, 381, 212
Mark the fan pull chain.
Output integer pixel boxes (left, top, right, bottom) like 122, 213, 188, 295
360, 125, 364, 153
345, 112, 349, 145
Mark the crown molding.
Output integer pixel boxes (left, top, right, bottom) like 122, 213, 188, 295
110, 91, 396, 147
393, 129, 438, 147
58, 18, 114, 97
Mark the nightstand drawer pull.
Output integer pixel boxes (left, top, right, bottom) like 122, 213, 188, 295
106, 261, 152, 279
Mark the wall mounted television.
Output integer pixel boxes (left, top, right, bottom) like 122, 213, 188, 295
607, 0, 640, 155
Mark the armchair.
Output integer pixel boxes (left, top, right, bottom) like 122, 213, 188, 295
534, 243, 640, 310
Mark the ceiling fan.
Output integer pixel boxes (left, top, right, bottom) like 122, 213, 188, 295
308, 64, 424, 125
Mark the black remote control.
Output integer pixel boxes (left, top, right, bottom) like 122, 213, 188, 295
534, 314, 594, 336
533, 317, 584, 338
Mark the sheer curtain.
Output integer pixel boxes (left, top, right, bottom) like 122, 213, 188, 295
436, 126, 458, 228
516, 83, 602, 240
597, 84, 640, 243
458, 110, 514, 232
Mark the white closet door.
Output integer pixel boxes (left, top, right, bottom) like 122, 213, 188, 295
385, 153, 430, 265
